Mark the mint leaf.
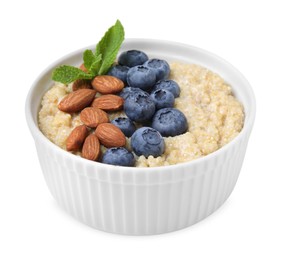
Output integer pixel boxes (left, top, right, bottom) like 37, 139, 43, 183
90, 54, 102, 73
83, 50, 95, 72
52, 65, 93, 84
95, 20, 125, 75
51, 20, 125, 84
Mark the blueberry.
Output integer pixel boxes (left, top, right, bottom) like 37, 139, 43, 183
153, 79, 180, 98
151, 108, 188, 137
124, 92, 156, 123
107, 65, 129, 84
144, 59, 170, 81
111, 117, 136, 137
102, 147, 135, 167
131, 127, 165, 158
127, 65, 157, 91
150, 89, 175, 109
118, 50, 149, 67
119, 86, 146, 100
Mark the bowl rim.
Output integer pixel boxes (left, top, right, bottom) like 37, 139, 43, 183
25, 38, 256, 173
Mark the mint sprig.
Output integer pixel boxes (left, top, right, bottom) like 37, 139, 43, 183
52, 20, 125, 84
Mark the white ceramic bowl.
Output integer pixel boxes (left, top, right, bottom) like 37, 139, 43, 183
25, 39, 255, 235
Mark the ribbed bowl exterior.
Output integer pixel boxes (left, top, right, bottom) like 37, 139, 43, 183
34, 130, 250, 235
26, 39, 255, 235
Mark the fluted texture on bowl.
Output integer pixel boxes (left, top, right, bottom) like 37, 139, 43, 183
34, 130, 249, 235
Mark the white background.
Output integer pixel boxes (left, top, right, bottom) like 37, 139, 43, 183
1, 0, 285, 259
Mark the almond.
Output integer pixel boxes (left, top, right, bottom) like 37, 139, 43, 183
66, 125, 89, 151
80, 107, 109, 128
58, 89, 96, 113
91, 94, 124, 111
72, 79, 92, 91
79, 63, 89, 73
95, 123, 126, 148
91, 75, 124, 94
82, 134, 101, 161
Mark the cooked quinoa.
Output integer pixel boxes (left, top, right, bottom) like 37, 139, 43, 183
38, 62, 244, 167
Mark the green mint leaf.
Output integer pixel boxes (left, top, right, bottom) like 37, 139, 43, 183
90, 54, 102, 74
83, 50, 95, 72
95, 20, 125, 75
51, 20, 125, 84
52, 65, 93, 84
